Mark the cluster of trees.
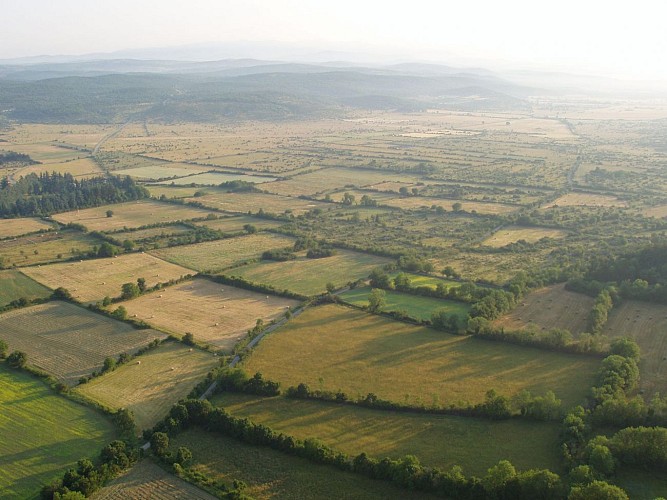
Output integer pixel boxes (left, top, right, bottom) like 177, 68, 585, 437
207, 274, 307, 301
0, 172, 148, 217
214, 368, 280, 397
0, 151, 36, 165
150, 398, 625, 499
588, 288, 614, 334
217, 180, 259, 192
261, 248, 296, 261
41, 440, 137, 499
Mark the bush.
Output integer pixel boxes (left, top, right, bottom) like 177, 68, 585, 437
7, 350, 27, 368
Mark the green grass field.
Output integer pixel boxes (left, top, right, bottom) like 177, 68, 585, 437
243, 304, 599, 408
211, 393, 562, 475
338, 286, 470, 322
0, 270, 51, 307
169, 429, 432, 500
230, 250, 392, 295
150, 233, 294, 272
613, 468, 667, 500
388, 272, 463, 290
192, 215, 284, 233
76, 342, 219, 432
0, 362, 116, 498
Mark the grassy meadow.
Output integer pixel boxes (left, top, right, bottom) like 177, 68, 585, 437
243, 304, 599, 408
0, 270, 51, 307
230, 250, 391, 296
338, 286, 470, 322
212, 393, 563, 475
0, 362, 116, 498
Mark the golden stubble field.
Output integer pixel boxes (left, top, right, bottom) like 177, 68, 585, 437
76, 342, 218, 431
117, 278, 300, 350
0, 217, 55, 239
52, 199, 216, 232
0, 301, 166, 386
547, 192, 628, 208
482, 226, 568, 247
603, 300, 667, 397
184, 191, 329, 216
493, 284, 595, 335
22, 252, 193, 303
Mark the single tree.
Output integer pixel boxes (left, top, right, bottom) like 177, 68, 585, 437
150, 432, 170, 457
7, 350, 27, 368
121, 282, 140, 300
367, 288, 386, 313
106, 210, 114, 218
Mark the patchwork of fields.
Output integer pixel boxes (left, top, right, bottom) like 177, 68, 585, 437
22, 252, 193, 303
0, 301, 166, 385
76, 342, 218, 432
0, 362, 116, 497
117, 278, 300, 350
243, 304, 598, 408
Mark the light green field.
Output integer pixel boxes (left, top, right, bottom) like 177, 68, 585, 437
339, 286, 470, 322
52, 199, 216, 232
230, 250, 392, 295
169, 429, 431, 500
0, 230, 101, 267
192, 215, 284, 233
76, 342, 219, 432
0, 362, 116, 499
0, 270, 51, 307
212, 393, 562, 475
614, 468, 667, 500
146, 185, 201, 199
158, 172, 277, 185
388, 272, 463, 290
150, 233, 294, 272
243, 304, 599, 408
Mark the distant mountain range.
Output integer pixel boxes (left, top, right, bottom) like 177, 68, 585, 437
0, 48, 662, 124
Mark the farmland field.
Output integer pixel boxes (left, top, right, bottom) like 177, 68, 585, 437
52, 199, 217, 232
0, 217, 55, 239
388, 272, 462, 290
108, 224, 193, 242
212, 393, 562, 475
603, 300, 667, 397
22, 252, 193, 303
0, 270, 51, 306
92, 459, 216, 500
0, 229, 101, 267
75, 342, 218, 431
548, 192, 628, 208
243, 304, 599, 408
113, 163, 210, 180
13, 157, 103, 179
482, 225, 568, 247
381, 195, 519, 215
168, 429, 431, 500
145, 185, 201, 199
150, 233, 294, 272
230, 250, 391, 295
339, 286, 470, 322
183, 191, 330, 215
0, 301, 166, 386
192, 215, 284, 233
118, 278, 300, 350
0, 362, 116, 498
493, 284, 595, 335
157, 171, 277, 185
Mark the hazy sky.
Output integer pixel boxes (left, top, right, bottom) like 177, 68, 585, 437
3, 0, 666, 80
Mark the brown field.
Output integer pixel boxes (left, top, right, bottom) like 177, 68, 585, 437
482, 225, 568, 247
145, 185, 202, 199
0, 217, 55, 238
118, 278, 300, 351
22, 252, 193, 303
150, 233, 294, 272
52, 199, 217, 232
262, 167, 419, 196
108, 224, 193, 242
183, 191, 330, 215
3, 123, 111, 148
0, 301, 166, 386
494, 284, 595, 335
642, 204, 667, 219
603, 300, 667, 397
92, 460, 216, 500
192, 215, 284, 233
3, 142, 85, 164
548, 192, 628, 208
381, 195, 519, 215
76, 342, 218, 431
0, 230, 100, 267
113, 163, 210, 180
